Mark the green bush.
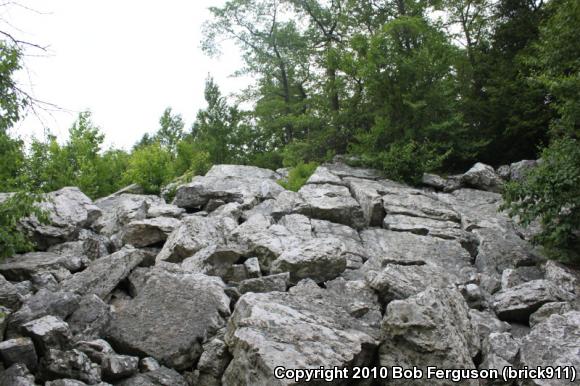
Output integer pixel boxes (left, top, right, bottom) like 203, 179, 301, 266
502, 138, 580, 261
0, 192, 48, 259
358, 140, 449, 185
123, 142, 174, 194
278, 162, 318, 192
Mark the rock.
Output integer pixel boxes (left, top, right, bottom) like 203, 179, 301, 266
0, 363, 36, 386
22, 315, 72, 354
344, 177, 389, 227
459, 283, 486, 309
40, 348, 101, 385
93, 194, 162, 240
383, 190, 460, 222
106, 268, 230, 370
45, 379, 110, 386
172, 166, 284, 211
122, 217, 180, 248
243, 257, 261, 278
101, 354, 139, 381
500, 266, 543, 289
30, 271, 59, 291
60, 247, 145, 299
156, 216, 236, 263
74, 339, 115, 364
21, 187, 102, 250
223, 280, 379, 386
360, 229, 474, 282
379, 288, 479, 385
270, 238, 347, 284
421, 173, 448, 190
544, 260, 578, 294
180, 245, 246, 282
48, 230, 111, 262
305, 166, 344, 185
468, 309, 511, 344
7, 290, 80, 337
146, 203, 184, 219
238, 273, 289, 294
115, 366, 188, 386
461, 163, 503, 193
482, 332, 519, 364
0, 337, 38, 371
0, 273, 22, 309
298, 183, 366, 229
383, 214, 465, 240
0, 306, 9, 339
492, 279, 574, 323
497, 165, 511, 180
509, 159, 537, 181
67, 295, 111, 340
139, 357, 160, 372
366, 263, 454, 304
0, 251, 86, 282
323, 162, 383, 180
518, 311, 580, 386
529, 302, 573, 328
196, 334, 231, 386
269, 190, 310, 219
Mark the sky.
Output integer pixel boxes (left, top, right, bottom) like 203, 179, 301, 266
4, 0, 250, 149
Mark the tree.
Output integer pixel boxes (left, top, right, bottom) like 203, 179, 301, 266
157, 107, 185, 154
123, 142, 174, 194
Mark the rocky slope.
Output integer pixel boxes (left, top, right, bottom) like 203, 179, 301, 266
0, 159, 578, 386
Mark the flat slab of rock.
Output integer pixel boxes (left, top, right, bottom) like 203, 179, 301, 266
122, 217, 180, 248
492, 279, 574, 323
223, 280, 379, 385
93, 194, 162, 237
116, 366, 188, 386
0, 252, 86, 281
60, 247, 145, 299
298, 183, 366, 229
519, 311, 580, 386
238, 273, 289, 294
305, 166, 344, 185
379, 287, 479, 386
106, 268, 230, 370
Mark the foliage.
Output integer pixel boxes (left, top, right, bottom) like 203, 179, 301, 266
0, 41, 26, 132
502, 138, 580, 260
278, 162, 318, 192
123, 142, 174, 194
0, 192, 48, 259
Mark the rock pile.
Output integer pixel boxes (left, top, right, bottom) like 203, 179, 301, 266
0, 160, 578, 385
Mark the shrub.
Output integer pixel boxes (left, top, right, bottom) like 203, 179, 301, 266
0, 192, 48, 259
502, 138, 580, 261
123, 142, 174, 194
278, 162, 318, 192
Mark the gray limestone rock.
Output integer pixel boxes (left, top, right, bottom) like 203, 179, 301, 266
0, 337, 38, 371
461, 163, 503, 193
106, 268, 230, 370
121, 217, 180, 248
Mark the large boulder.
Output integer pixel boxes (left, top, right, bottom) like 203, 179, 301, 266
518, 311, 580, 386
270, 238, 347, 283
106, 268, 230, 370
172, 165, 284, 210
298, 183, 366, 229
460, 163, 503, 193
491, 279, 574, 323
121, 217, 180, 248
0, 337, 38, 371
0, 273, 22, 309
223, 280, 380, 385
379, 287, 479, 386
21, 187, 102, 250
156, 216, 236, 264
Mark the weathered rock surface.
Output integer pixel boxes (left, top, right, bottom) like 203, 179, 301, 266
21, 187, 102, 250
106, 268, 230, 370
518, 311, 580, 386
379, 287, 479, 386
223, 280, 380, 385
60, 247, 145, 299
121, 217, 180, 247
1, 160, 579, 386
492, 279, 574, 323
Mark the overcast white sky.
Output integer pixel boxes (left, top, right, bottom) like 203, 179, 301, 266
4, 0, 250, 149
